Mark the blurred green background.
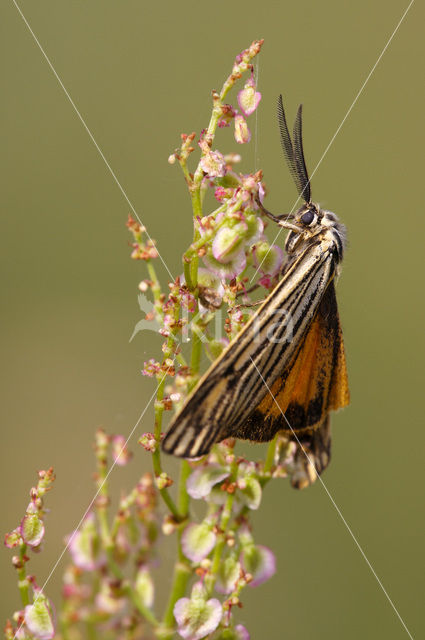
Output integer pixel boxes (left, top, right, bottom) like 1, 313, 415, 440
1, 1, 424, 638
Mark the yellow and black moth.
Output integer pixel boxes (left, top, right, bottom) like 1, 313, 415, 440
163, 95, 349, 488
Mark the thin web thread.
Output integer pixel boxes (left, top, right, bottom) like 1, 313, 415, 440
254, 57, 260, 173
251, 0, 415, 282
249, 357, 414, 640
9, 1, 415, 636
11, 0, 174, 281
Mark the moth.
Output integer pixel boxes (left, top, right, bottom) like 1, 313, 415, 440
163, 95, 350, 488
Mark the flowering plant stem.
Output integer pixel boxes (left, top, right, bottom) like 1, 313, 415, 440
153, 372, 181, 520
17, 545, 30, 607
4, 39, 305, 640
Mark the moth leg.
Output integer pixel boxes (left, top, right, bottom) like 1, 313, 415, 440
235, 282, 268, 308
235, 282, 261, 298
234, 299, 266, 310
290, 416, 332, 490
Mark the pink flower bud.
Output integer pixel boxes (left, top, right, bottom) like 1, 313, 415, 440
4, 528, 23, 548
112, 435, 132, 466
67, 513, 102, 571
214, 187, 227, 201
95, 580, 125, 614
237, 77, 262, 116
142, 359, 161, 377
234, 115, 251, 144
257, 182, 266, 204
200, 150, 226, 178
135, 567, 154, 608
21, 514, 45, 548
139, 432, 158, 453
155, 472, 173, 490
162, 514, 179, 536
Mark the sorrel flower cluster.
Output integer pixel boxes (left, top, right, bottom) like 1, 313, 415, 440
4, 39, 306, 640
4, 469, 56, 640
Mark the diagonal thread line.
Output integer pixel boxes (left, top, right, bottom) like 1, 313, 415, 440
9, 2, 415, 637
11, 0, 174, 281
254, 57, 260, 173
249, 357, 414, 640
13, 369, 170, 640
251, 0, 415, 282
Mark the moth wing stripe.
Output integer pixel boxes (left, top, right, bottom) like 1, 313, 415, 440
230, 247, 328, 376
163, 240, 337, 457
189, 420, 224, 457
228, 254, 333, 423
206, 242, 325, 373
207, 251, 332, 430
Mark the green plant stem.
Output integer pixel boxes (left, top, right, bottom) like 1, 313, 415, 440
176, 351, 188, 367
157, 431, 192, 636
59, 617, 71, 640
189, 253, 199, 289
151, 273, 187, 514
95, 446, 129, 582
122, 582, 159, 627
159, 42, 264, 637
234, 437, 279, 526
145, 261, 183, 519
191, 80, 236, 193
205, 491, 235, 595
86, 620, 97, 640
158, 248, 203, 635
190, 331, 202, 385
152, 373, 181, 521
190, 188, 203, 220
97, 502, 111, 547
178, 154, 192, 187
146, 261, 161, 299
178, 460, 192, 519
262, 434, 278, 479
160, 560, 192, 639
17, 544, 30, 607
184, 259, 194, 290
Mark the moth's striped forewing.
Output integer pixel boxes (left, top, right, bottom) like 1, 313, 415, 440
162, 244, 346, 465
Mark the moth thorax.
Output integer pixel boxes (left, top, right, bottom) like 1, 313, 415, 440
321, 210, 347, 262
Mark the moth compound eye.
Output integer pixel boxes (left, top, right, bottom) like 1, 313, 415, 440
300, 210, 315, 226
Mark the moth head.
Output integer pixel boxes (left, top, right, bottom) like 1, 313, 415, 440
295, 202, 320, 229
285, 203, 319, 254
287, 204, 346, 261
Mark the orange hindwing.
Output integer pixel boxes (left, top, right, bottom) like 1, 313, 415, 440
236, 281, 349, 487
